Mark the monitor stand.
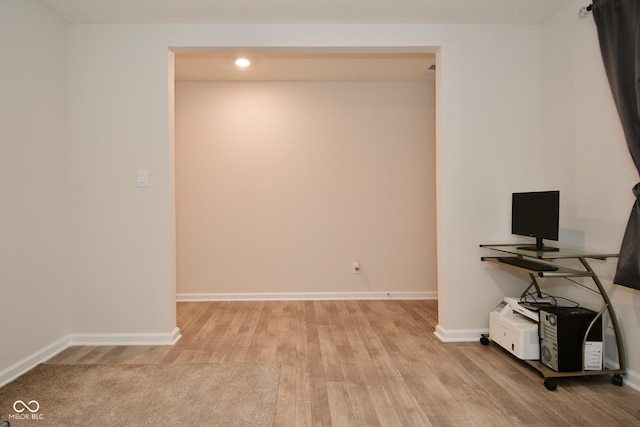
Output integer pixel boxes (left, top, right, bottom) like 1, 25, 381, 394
517, 238, 560, 252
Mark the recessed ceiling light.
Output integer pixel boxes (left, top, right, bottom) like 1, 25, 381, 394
235, 58, 251, 68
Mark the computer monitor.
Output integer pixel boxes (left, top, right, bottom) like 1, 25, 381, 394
511, 190, 560, 252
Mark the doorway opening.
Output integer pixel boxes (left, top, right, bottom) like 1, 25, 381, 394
170, 47, 439, 302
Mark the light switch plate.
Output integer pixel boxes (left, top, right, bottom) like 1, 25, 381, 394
137, 169, 148, 187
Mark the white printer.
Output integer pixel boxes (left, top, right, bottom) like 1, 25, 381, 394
489, 297, 543, 360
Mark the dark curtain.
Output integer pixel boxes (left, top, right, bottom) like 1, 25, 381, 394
592, 0, 640, 290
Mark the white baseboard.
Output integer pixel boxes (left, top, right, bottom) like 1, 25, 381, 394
0, 335, 70, 387
433, 324, 487, 343
620, 366, 640, 392
176, 291, 437, 302
69, 327, 182, 346
0, 328, 181, 388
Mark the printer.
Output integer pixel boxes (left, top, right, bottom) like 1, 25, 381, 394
489, 297, 543, 360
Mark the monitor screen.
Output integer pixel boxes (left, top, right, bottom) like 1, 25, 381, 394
511, 190, 559, 252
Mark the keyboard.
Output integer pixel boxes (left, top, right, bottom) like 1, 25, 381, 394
496, 257, 558, 271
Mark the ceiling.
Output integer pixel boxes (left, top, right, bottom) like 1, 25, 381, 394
174, 52, 436, 82
41, 0, 574, 25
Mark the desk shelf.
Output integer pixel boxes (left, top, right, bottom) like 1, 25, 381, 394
480, 244, 626, 391
480, 256, 593, 278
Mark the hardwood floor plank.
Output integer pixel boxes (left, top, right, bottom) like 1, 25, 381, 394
274, 362, 297, 427
275, 302, 299, 363
340, 361, 383, 426
319, 324, 345, 383
366, 383, 409, 427
382, 376, 432, 426
295, 325, 311, 402
326, 381, 358, 426
309, 376, 333, 426
295, 401, 312, 427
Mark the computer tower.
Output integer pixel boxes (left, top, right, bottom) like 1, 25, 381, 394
539, 307, 603, 372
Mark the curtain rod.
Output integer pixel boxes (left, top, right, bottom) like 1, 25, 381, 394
582, 0, 612, 16
579, 3, 593, 18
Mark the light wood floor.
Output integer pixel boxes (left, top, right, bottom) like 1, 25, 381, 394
48, 300, 640, 426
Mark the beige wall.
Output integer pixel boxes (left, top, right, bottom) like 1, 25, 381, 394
175, 80, 437, 298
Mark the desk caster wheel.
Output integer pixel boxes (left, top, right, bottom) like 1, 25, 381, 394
480, 335, 490, 346
544, 378, 557, 391
612, 374, 623, 387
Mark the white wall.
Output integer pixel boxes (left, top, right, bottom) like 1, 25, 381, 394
435, 25, 545, 336
175, 80, 436, 298
0, 0, 69, 372
541, 0, 640, 388
63, 22, 542, 340
66, 26, 178, 335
